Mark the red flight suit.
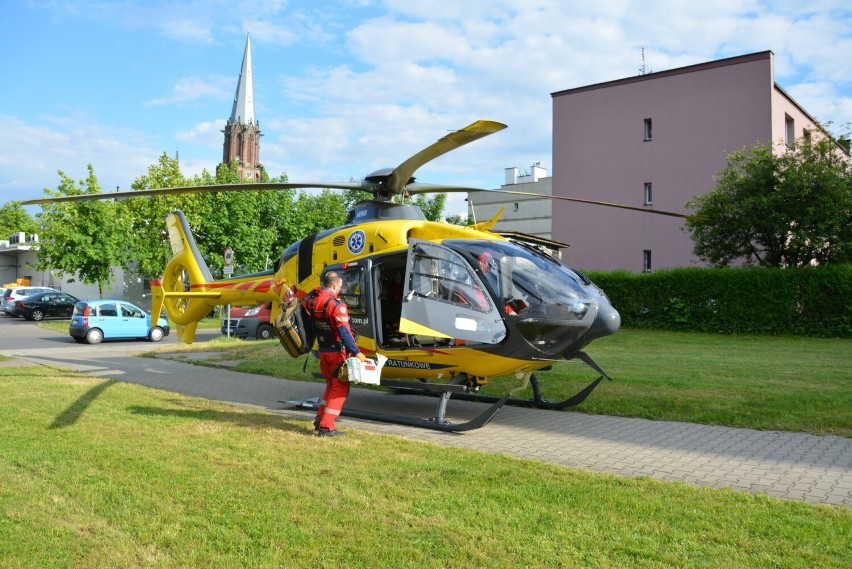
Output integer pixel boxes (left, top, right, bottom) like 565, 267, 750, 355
304, 286, 362, 432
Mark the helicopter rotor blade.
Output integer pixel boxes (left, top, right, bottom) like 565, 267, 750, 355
22, 120, 507, 206
21, 182, 363, 206
401, 182, 492, 195
24, 181, 701, 221
469, 188, 700, 220
385, 120, 507, 194
21, 116, 695, 221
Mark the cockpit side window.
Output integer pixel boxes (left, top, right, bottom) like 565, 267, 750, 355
410, 247, 492, 312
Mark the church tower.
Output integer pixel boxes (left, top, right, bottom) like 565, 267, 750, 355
221, 33, 262, 180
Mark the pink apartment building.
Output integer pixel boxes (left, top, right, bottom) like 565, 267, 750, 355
550, 50, 824, 272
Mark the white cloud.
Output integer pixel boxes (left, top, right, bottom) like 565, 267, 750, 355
146, 76, 233, 106
176, 119, 227, 148
6, 0, 851, 209
160, 18, 216, 43
269, 0, 852, 182
179, 156, 222, 179
247, 19, 300, 45
786, 82, 852, 131
0, 113, 160, 202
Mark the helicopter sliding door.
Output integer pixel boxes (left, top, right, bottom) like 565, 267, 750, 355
400, 239, 506, 344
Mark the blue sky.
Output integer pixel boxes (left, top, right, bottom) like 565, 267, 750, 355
3, 0, 851, 217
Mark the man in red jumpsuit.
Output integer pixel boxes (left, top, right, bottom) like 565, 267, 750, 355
304, 271, 366, 437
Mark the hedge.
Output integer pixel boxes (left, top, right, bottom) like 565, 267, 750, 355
584, 265, 852, 337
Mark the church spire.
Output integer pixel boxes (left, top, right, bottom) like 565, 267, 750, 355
229, 32, 255, 125
222, 32, 262, 180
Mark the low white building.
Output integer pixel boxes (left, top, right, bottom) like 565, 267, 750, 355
468, 163, 553, 238
0, 233, 147, 303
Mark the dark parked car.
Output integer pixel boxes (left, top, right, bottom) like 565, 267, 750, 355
13, 291, 79, 321
2, 286, 58, 315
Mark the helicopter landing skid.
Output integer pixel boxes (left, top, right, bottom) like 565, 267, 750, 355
284, 389, 509, 432
394, 351, 612, 410
441, 373, 604, 410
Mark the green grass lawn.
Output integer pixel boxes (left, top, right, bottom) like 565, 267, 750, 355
147, 329, 852, 437
1, 367, 849, 568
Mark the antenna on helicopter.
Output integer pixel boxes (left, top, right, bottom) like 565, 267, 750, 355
467, 196, 477, 225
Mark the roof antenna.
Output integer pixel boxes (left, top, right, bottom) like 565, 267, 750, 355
639, 48, 652, 75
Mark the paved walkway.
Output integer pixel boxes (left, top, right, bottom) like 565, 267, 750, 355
5, 346, 851, 507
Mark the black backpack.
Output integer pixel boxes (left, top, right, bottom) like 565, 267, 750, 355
273, 293, 316, 357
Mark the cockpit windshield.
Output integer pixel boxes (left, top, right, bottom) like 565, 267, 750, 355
443, 239, 592, 321
401, 238, 604, 355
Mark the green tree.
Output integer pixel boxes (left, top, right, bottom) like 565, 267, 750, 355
190, 187, 293, 275
187, 163, 293, 275
0, 202, 38, 240
407, 192, 472, 224
444, 213, 469, 226
277, 190, 351, 248
685, 135, 852, 267
212, 160, 245, 185
409, 193, 447, 221
123, 155, 294, 278
120, 152, 197, 279
35, 165, 129, 297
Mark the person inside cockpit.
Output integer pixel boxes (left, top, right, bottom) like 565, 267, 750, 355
477, 251, 498, 291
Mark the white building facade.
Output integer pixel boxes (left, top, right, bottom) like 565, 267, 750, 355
468, 163, 552, 238
0, 234, 144, 302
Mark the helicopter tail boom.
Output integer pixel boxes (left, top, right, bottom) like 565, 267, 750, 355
152, 210, 278, 343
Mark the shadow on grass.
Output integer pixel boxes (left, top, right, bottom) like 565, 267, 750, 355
49, 379, 117, 429
127, 405, 308, 435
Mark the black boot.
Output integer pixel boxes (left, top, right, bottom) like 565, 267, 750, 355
317, 428, 346, 437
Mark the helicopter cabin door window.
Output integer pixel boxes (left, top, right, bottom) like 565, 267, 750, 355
332, 266, 366, 315
400, 240, 506, 345
643, 118, 653, 141
324, 265, 370, 341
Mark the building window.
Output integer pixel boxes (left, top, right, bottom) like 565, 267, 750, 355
785, 115, 795, 147
643, 118, 653, 141
643, 250, 652, 273
513, 202, 519, 212
644, 183, 653, 205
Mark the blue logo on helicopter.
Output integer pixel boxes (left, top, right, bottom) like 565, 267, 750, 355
347, 230, 366, 254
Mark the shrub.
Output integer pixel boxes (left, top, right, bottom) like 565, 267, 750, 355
585, 265, 852, 337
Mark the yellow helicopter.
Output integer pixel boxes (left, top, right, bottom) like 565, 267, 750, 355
24, 120, 692, 431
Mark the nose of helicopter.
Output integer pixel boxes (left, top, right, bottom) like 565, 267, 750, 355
585, 301, 621, 342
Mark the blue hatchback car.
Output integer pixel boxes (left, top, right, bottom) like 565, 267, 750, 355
69, 300, 170, 344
